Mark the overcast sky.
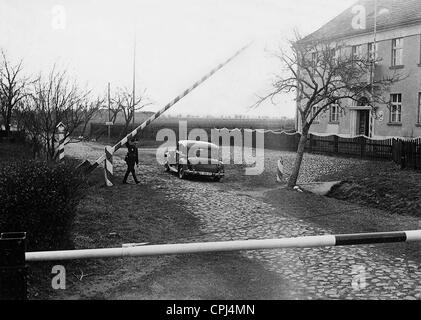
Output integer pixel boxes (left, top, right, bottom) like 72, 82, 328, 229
0, 0, 357, 118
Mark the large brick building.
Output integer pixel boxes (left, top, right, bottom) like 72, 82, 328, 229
297, 0, 421, 138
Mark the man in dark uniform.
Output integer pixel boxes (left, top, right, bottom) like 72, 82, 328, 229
123, 138, 140, 184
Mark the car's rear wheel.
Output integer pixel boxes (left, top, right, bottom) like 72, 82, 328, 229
213, 176, 221, 182
178, 166, 186, 179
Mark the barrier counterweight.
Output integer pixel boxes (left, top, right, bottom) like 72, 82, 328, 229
25, 230, 421, 262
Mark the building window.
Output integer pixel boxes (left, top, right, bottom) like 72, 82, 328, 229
330, 48, 340, 61
418, 93, 421, 124
390, 94, 402, 123
352, 44, 364, 59
330, 105, 339, 122
330, 48, 335, 57
368, 42, 377, 60
311, 52, 318, 68
419, 35, 421, 64
391, 38, 403, 66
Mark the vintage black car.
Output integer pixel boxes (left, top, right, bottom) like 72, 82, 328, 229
164, 140, 224, 181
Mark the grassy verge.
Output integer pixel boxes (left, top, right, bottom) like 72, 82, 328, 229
325, 164, 421, 218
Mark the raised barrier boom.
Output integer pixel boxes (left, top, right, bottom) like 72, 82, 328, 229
25, 230, 421, 262
86, 44, 250, 175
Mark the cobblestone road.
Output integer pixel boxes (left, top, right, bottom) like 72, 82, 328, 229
71, 143, 421, 299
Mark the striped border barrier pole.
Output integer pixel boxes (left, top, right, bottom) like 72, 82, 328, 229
104, 146, 113, 187
276, 158, 285, 183
55, 122, 66, 161
57, 131, 65, 161
25, 230, 421, 262
85, 44, 251, 177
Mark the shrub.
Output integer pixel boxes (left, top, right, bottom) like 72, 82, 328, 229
0, 160, 87, 251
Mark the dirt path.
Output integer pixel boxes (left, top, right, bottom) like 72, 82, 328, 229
30, 142, 421, 300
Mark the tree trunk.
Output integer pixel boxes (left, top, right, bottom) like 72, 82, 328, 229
4, 122, 10, 137
287, 126, 309, 188
4, 111, 11, 138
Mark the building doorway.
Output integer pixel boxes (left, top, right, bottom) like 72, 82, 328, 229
357, 110, 370, 136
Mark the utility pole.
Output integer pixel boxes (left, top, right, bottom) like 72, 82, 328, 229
370, 0, 378, 138
132, 31, 136, 126
108, 82, 111, 143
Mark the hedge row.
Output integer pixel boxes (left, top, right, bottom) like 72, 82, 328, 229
0, 160, 87, 251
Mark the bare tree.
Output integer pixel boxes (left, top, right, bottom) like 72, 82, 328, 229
0, 50, 28, 137
19, 67, 91, 160
112, 87, 152, 139
108, 94, 122, 125
255, 35, 402, 188
67, 97, 103, 141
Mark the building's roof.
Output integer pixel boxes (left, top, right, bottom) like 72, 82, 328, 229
301, 0, 421, 43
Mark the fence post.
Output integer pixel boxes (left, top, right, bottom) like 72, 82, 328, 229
360, 136, 366, 158
0, 232, 27, 300
334, 135, 339, 154
308, 134, 313, 153
401, 141, 406, 169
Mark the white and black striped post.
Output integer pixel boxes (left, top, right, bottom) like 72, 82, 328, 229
104, 146, 114, 187
85, 44, 250, 183
55, 122, 66, 161
277, 158, 285, 183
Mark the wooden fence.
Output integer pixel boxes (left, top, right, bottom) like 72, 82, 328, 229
390, 138, 421, 170
263, 131, 421, 170
89, 123, 421, 170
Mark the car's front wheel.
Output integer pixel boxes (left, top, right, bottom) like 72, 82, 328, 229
178, 166, 186, 179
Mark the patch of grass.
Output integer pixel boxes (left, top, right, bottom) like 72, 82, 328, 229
326, 165, 421, 218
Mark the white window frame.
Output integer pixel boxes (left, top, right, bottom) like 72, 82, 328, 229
418, 93, 421, 124
368, 42, 377, 60
330, 48, 341, 62
311, 52, 318, 69
329, 105, 339, 122
311, 105, 320, 121
392, 38, 403, 66
352, 44, 364, 59
390, 93, 402, 123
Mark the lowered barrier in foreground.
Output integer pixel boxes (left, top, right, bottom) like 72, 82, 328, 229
1, 230, 420, 299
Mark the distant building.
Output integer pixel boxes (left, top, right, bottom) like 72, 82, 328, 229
92, 109, 155, 124
297, 0, 421, 138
